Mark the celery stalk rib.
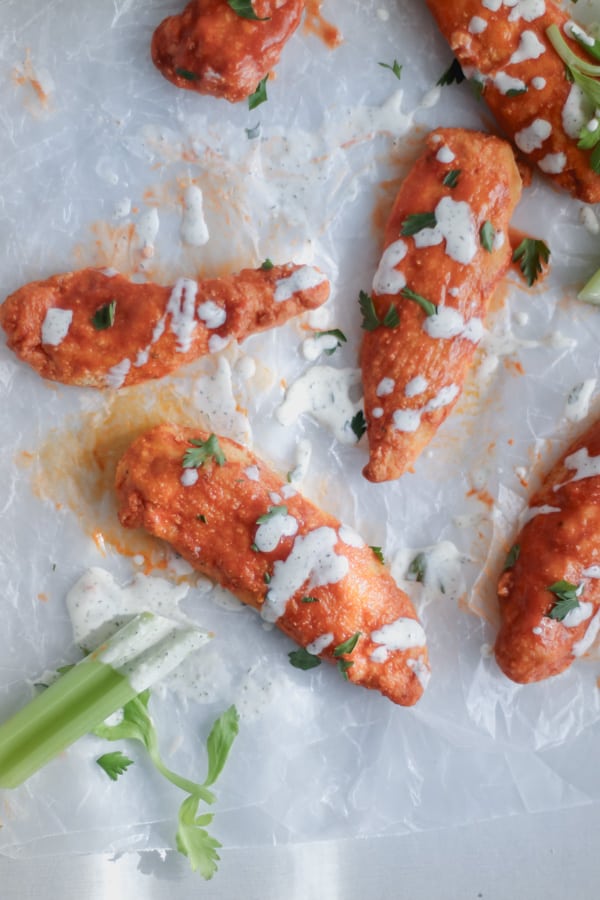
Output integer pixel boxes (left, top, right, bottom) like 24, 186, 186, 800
0, 659, 136, 788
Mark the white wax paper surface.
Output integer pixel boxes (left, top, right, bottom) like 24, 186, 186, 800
2, 0, 600, 861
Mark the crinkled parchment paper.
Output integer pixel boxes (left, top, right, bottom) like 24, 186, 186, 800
2, 0, 600, 860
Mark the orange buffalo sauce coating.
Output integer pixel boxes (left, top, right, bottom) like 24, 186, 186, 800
426, 0, 600, 202
361, 129, 522, 483
151, 0, 304, 102
115, 424, 429, 706
496, 418, 600, 684
0, 263, 329, 389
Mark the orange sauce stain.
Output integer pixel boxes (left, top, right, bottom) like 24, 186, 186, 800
466, 487, 495, 508
508, 438, 514, 446
503, 358, 525, 376
21, 382, 204, 571
37, 593, 48, 603
596, 676, 600, 690
303, 0, 343, 48
11, 50, 51, 110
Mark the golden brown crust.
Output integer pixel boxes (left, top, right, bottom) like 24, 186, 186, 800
426, 0, 600, 202
115, 424, 429, 706
0, 264, 329, 388
361, 128, 521, 483
151, 0, 304, 102
495, 418, 600, 683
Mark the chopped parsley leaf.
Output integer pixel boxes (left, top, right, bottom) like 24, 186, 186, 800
91, 300, 116, 330
256, 505, 287, 525
248, 75, 268, 110
261, 258, 274, 270
480, 221, 495, 253
313, 328, 347, 355
351, 410, 367, 441
443, 169, 461, 188
227, 0, 270, 20
370, 546, 384, 564
503, 544, 520, 571
407, 552, 427, 583
333, 632, 361, 657
175, 68, 198, 81
183, 434, 226, 469
401, 287, 437, 316
401, 212, 437, 237
96, 750, 134, 782
547, 580, 583, 621
288, 647, 321, 670
378, 59, 403, 80
337, 659, 354, 680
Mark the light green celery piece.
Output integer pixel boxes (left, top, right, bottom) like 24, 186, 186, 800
578, 267, 600, 305
0, 613, 210, 789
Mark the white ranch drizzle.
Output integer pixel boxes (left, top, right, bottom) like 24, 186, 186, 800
436, 145, 456, 163
197, 300, 226, 329
508, 30, 546, 65
562, 84, 592, 139
181, 184, 210, 247
582, 565, 600, 579
338, 524, 365, 548
274, 266, 326, 303
209, 334, 230, 354
261, 526, 349, 623
166, 278, 198, 352
538, 153, 566, 174
565, 380, 596, 423
245, 465, 260, 481
372, 407, 384, 418
391, 383, 459, 432
41, 308, 73, 346
423, 306, 483, 342
507, 0, 546, 22
306, 633, 334, 656
405, 375, 428, 397
302, 332, 340, 361
407, 655, 431, 690
554, 448, 600, 491
180, 468, 198, 487
532, 76, 546, 90
376, 377, 395, 397
562, 601, 594, 629
372, 240, 408, 294
468, 16, 488, 34
572, 609, 600, 657
521, 504, 561, 526
370, 617, 426, 663
276, 366, 362, 444
494, 72, 526, 94
106, 358, 131, 389
413, 197, 478, 265
515, 119, 552, 153
255, 513, 299, 553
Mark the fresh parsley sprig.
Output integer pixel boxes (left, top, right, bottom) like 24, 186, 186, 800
96, 750, 134, 781
183, 435, 227, 469
480, 221, 495, 253
400, 287, 438, 317
443, 169, 461, 188
288, 647, 321, 670
351, 410, 367, 441
95, 694, 239, 879
546, 580, 583, 621
512, 238, 550, 287
401, 212, 437, 237
312, 328, 347, 355
370, 546, 384, 564
437, 58, 465, 86
503, 544, 520, 571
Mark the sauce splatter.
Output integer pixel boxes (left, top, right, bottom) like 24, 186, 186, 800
303, 0, 343, 48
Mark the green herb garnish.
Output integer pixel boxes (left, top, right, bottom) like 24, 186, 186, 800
480, 221, 495, 253
407, 552, 427, 583
301, 596, 319, 603
437, 58, 465, 86
333, 632, 361, 657
337, 659, 354, 680
503, 544, 520, 571
261, 258, 274, 270
288, 647, 322, 670
506, 87, 527, 97
183, 435, 226, 469
547, 580, 583, 621
245, 122, 261, 140
313, 328, 347, 355
248, 75, 268, 110
256, 505, 288, 524
443, 169, 461, 188
358, 290, 399, 330
512, 238, 550, 287
91, 300, 116, 330
351, 410, 367, 441
378, 59, 403, 80
370, 546, 384, 564
400, 287, 438, 316
175, 68, 198, 81
227, 0, 270, 20
401, 212, 437, 237
96, 750, 134, 782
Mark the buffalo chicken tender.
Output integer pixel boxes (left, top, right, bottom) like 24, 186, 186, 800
0, 264, 329, 389
426, 0, 600, 202
151, 0, 304, 103
496, 418, 600, 684
361, 129, 522, 483
115, 424, 430, 706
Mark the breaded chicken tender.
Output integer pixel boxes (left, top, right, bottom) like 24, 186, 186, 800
115, 424, 430, 706
151, 0, 304, 102
426, 0, 600, 202
496, 418, 600, 684
361, 129, 522, 483
0, 263, 329, 389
